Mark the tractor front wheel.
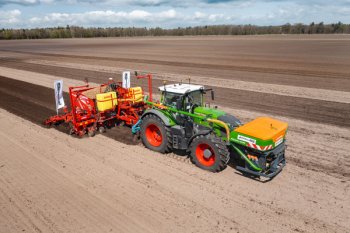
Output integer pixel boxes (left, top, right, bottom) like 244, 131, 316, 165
190, 134, 230, 172
140, 114, 172, 153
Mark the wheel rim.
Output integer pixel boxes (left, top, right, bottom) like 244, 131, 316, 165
145, 124, 163, 147
195, 143, 215, 167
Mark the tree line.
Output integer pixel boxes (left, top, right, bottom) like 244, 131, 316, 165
1, 22, 349, 40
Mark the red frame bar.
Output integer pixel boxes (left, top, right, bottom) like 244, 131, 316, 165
136, 74, 152, 102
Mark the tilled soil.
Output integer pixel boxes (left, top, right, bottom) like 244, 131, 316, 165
0, 87, 349, 233
0, 35, 349, 233
1, 35, 350, 91
2, 49, 349, 80
1, 59, 349, 127
1, 74, 349, 177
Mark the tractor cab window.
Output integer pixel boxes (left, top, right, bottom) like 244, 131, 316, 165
163, 92, 181, 108
184, 91, 203, 112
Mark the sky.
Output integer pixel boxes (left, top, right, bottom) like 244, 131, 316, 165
0, 0, 350, 29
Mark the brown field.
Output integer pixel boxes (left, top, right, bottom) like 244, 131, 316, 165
0, 35, 349, 233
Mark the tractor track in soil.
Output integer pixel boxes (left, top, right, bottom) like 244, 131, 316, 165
1, 59, 349, 127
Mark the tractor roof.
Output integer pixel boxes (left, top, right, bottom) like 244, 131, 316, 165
158, 83, 204, 94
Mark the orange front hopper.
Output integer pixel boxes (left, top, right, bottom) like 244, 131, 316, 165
235, 117, 288, 143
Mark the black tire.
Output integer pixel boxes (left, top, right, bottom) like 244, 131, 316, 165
117, 121, 125, 128
43, 121, 51, 128
88, 128, 96, 137
140, 114, 172, 153
68, 122, 75, 135
99, 126, 106, 133
189, 134, 230, 172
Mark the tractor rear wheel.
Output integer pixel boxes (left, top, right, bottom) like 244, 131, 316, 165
140, 114, 172, 153
190, 134, 230, 172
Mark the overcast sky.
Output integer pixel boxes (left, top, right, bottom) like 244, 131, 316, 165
0, 0, 349, 29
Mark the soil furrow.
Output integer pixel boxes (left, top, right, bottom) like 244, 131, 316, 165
2, 49, 349, 81
1, 62, 349, 127
2, 51, 350, 92
22, 59, 350, 104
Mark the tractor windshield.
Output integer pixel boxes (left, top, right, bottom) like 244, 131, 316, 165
162, 90, 203, 110
163, 92, 181, 108
184, 91, 203, 111
188, 91, 202, 106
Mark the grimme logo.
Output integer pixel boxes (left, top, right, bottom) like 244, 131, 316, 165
238, 135, 256, 144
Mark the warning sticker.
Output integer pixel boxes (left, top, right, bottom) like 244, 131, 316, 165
275, 138, 284, 147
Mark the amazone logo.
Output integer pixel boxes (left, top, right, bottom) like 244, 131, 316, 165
237, 135, 256, 144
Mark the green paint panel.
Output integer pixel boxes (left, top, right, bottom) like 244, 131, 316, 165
194, 107, 226, 118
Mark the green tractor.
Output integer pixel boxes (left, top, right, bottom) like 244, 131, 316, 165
138, 83, 287, 178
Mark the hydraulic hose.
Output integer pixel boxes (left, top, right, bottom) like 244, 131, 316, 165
231, 144, 262, 171
207, 119, 230, 141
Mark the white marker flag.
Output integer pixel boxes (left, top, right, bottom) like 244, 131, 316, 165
122, 71, 131, 89
54, 80, 65, 113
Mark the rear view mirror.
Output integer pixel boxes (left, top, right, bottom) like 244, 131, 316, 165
211, 90, 215, 101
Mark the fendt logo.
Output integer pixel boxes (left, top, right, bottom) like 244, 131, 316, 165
237, 135, 256, 144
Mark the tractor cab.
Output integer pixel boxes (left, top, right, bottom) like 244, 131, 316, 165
158, 83, 241, 129
159, 83, 213, 113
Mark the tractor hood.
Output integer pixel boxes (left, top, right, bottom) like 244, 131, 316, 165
194, 107, 242, 129
230, 117, 288, 151
194, 106, 226, 118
